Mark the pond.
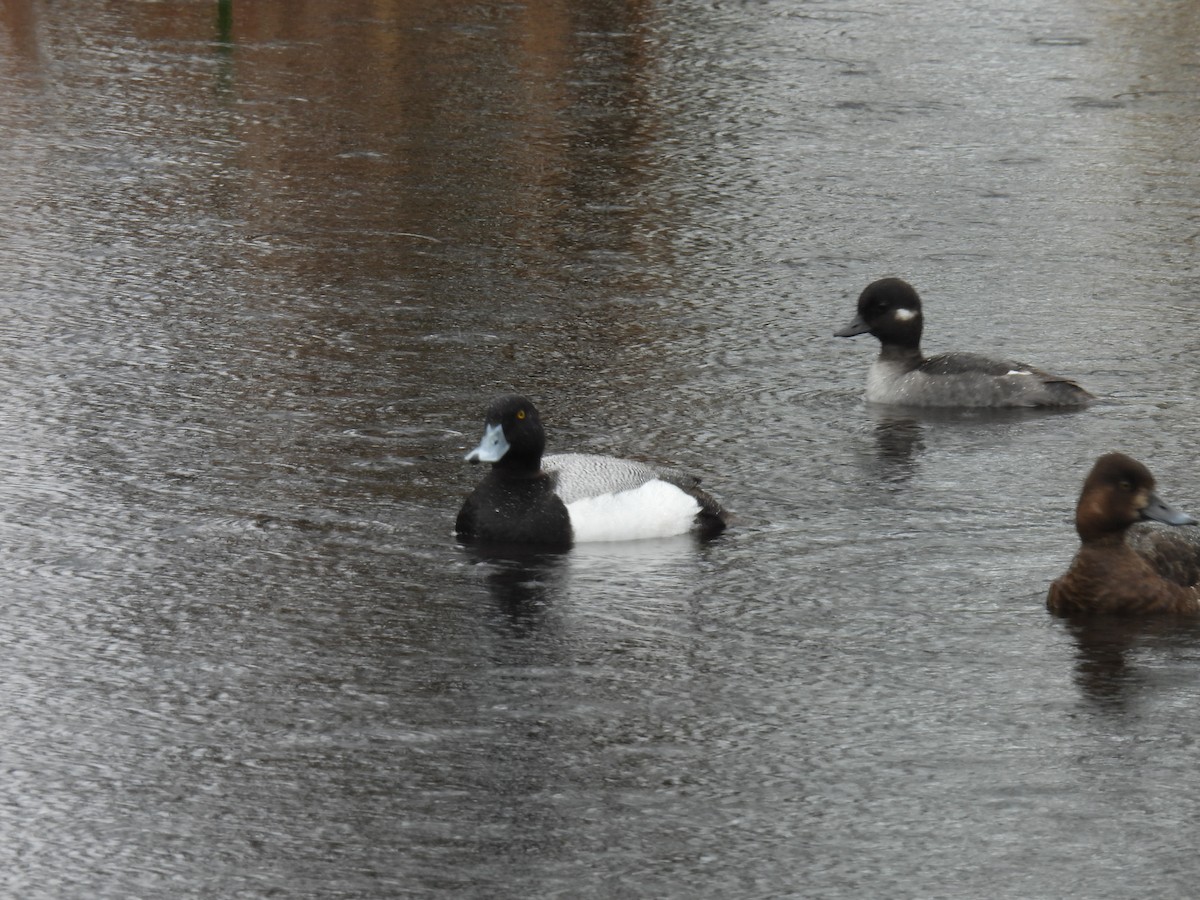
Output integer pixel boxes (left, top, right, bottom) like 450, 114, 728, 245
1, 0, 1199, 897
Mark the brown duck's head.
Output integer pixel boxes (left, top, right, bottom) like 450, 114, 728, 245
1074, 452, 1196, 542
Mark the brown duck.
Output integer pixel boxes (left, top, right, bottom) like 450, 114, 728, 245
1048, 453, 1200, 616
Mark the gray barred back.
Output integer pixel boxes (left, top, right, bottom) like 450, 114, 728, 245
543, 453, 700, 504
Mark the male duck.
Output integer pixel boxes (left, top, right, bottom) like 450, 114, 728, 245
835, 278, 1094, 407
1047, 452, 1200, 616
456, 394, 728, 548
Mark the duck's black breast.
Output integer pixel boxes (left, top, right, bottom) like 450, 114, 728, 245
456, 470, 572, 549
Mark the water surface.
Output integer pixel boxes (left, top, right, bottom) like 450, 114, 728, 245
1, 0, 1200, 897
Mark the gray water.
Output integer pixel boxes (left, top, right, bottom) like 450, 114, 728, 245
1, 0, 1199, 897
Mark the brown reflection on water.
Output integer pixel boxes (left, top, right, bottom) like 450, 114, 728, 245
0, 0, 686, 445
0, 0, 40, 73
0, 3, 669, 286
213, 1, 664, 272
1065, 615, 1200, 711
202, 1, 677, 407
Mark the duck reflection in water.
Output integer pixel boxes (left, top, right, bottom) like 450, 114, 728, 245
1063, 616, 1200, 710
864, 405, 1069, 483
866, 409, 925, 482
461, 541, 570, 634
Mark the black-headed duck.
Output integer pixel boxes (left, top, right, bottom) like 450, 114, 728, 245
1047, 452, 1200, 616
835, 278, 1094, 408
456, 395, 728, 549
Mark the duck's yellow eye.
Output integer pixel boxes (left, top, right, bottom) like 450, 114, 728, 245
516, 409, 526, 420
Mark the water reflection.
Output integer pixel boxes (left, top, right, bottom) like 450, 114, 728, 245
460, 542, 571, 634
1, 0, 1200, 895
215, 0, 233, 46
0, 0, 38, 73
464, 534, 715, 635
1066, 616, 1149, 708
1064, 615, 1200, 711
862, 404, 1091, 482
868, 411, 926, 481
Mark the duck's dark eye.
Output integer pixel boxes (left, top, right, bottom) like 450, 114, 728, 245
1117, 479, 1133, 492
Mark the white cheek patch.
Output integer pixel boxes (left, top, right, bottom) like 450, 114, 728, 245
1006, 369, 1033, 376
893, 308, 918, 322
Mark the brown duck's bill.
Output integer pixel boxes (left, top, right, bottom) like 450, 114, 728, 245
1141, 491, 1199, 526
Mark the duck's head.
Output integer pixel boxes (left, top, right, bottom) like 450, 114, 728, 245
464, 394, 546, 470
835, 277, 924, 349
1074, 452, 1196, 541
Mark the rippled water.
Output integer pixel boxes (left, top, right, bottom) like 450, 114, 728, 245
1, 0, 1200, 897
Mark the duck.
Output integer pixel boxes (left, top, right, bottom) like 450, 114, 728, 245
455, 394, 728, 548
1047, 452, 1200, 616
835, 277, 1094, 408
